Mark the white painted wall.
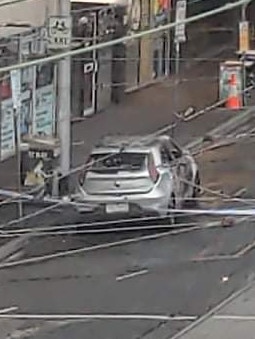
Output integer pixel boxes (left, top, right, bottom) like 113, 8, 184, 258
0, 0, 59, 26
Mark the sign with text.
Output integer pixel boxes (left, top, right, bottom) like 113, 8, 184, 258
175, 0, 187, 43
34, 84, 55, 136
10, 69, 21, 110
0, 99, 15, 160
48, 15, 72, 50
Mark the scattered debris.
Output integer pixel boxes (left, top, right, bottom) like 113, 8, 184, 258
221, 276, 229, 283
221, 217, 235, 227
233, 187, 247, 198
203, 134, 214, 143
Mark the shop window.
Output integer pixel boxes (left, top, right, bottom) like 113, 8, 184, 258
36, 64, 54, 88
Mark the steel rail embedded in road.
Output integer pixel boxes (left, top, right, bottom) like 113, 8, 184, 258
0, 218, 250, 270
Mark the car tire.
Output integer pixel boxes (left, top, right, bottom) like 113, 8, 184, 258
166, 194, 176, 225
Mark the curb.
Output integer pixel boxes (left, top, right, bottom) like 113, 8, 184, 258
0, 235, 29, 262
125, 45, 231, 95
168, 277, 255, 339
186, 106, 254, 151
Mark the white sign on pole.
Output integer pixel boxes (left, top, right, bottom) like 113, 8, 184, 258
175, 0, 187, 43
10, 69, 21, 110
48, 16, 72, 50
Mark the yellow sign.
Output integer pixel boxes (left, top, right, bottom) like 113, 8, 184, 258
239, 21, 249, 52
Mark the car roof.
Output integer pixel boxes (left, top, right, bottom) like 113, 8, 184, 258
93, 134, 170, 152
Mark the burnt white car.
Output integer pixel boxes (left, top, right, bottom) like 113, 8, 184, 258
72, 135, 200, 220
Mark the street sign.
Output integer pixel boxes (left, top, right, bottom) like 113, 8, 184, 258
239, 21, 249, 53
48, 15, 72, 50
10, 69, 21, 110
175, 0, 187, 43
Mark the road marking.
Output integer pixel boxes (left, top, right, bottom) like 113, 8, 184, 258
234, 240, 255, 258
192, 241, 255, 262
4, 250, 23, 263
116, 269, 148, 281
72, 141, 85, 146
0, 313, 197, 321
192, 254, 237, 262
214, 315, 255, 321
0, 306, 18, 314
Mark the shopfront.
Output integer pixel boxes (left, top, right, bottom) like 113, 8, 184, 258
71, 1, 122, 116
0, 63, 57, 161
124, 0, 171, 91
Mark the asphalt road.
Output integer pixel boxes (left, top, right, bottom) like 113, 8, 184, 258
0, 127, 255, 338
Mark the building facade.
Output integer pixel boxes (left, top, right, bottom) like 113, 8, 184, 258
0, 28, 57, 161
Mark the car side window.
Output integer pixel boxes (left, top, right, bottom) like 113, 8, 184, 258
160, 146, 173, 164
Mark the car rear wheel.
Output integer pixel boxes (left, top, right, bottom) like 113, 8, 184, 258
166, 194, 176, 225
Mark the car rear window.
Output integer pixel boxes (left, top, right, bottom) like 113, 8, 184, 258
88, 152, 147, 173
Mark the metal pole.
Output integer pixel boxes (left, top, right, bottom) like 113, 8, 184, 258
241, 2, 248, 106
175, 41, 180, 81
172, 41, 180, 138
58, 0, 71, 195
241, 2, 247, 21
13, 108, 22, 218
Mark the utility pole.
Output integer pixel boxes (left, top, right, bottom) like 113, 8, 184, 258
173, 0, 187, 138
11, 66, 22, 218
239, 0, 249, 106
13, 107, 22, 218
57, 0, 71, 195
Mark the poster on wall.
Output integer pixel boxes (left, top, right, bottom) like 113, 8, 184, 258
0, 99, 15, 160
0, 67, 33, 160
34, 84, 55, 136
34, 63, 55, 136
154, 0, 171, 26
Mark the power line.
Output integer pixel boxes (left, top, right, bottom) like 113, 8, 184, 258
0, 136, 253, 232
0, 0, 29, 8
0, 0, 249, 74
1, 79, 254, 206
0, 79, 254, 224
0, 115, 254, 228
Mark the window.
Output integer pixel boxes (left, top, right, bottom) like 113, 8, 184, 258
88, 152, 147, 173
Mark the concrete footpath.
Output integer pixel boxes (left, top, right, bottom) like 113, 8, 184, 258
170, 281, 255, 339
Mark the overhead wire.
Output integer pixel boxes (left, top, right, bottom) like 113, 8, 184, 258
0, 0, 249, 74
1, 135, 254, 234
0, 76, 254, 208
2, 0, 251, 220
1, 102, 255, 229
